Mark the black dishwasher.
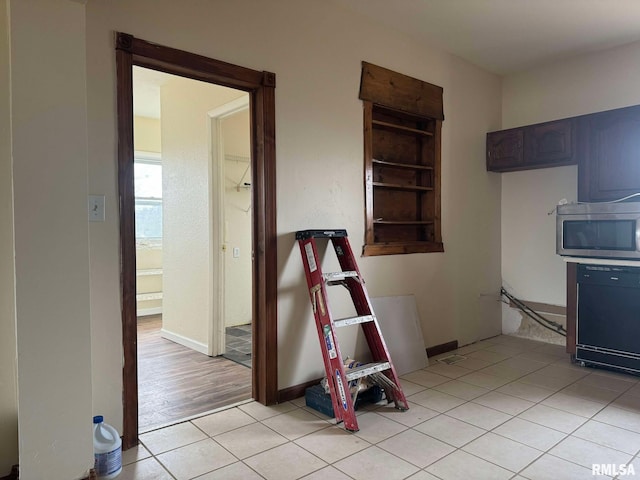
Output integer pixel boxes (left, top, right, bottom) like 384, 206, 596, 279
576, 264, 640, 374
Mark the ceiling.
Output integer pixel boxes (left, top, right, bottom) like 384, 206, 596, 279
133, 67, 170, 118
133, 1, 640, 116
332, 0, 640, 74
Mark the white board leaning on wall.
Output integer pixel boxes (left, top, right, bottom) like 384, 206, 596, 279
371, 295, 429, 376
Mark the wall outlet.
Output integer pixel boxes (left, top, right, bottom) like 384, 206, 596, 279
88, 195, 105, 222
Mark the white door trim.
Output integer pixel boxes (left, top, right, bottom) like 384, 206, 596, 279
207, 96, 250, 356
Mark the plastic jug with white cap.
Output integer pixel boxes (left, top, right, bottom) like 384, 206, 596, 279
93, 415, 122, 479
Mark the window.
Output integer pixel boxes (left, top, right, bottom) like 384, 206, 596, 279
359, 62, 444, 255
134, 153, 162, 242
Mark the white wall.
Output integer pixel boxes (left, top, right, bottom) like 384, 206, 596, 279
11, 0, 93, 478
161, 76, 246, 349
85, 0, 502, 409
501, 40, 640, 307
0, 0, 18, 475
222, 110, 252, 328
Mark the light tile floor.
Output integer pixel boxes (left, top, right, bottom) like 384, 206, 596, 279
121, 335, 640, 479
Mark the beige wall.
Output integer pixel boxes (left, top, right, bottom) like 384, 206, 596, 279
11, 0, 93, 478
501, 40, 640, 308
0, 0, 18, 475
161, 76, 245, 349
134, 115, 161, 153
222, 110, 252, 328
85, 0, 502, 409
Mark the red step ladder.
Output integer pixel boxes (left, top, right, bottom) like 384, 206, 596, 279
296, 229, 409, 432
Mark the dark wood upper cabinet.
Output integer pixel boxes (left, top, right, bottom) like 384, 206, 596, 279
487, 118, 576, 172
526, 120, 575, 165
577, 104, 640, 202
486, 129, 523, 171
488, 104, 640, 201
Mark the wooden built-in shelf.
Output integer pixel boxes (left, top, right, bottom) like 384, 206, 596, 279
372, 120, 434, 136
360, 62, 444, 256
372, 182, 434, 192
363, 241, 444, 257
373, 220, 435, 225
372, 159, 433, 171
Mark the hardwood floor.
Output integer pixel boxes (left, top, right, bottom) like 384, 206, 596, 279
137, 315, 252, 431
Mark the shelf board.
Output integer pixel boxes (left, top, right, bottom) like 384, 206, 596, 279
136, 268, 163, 276
372, 182, 433, 191
136, 292, 163, 302
373, 220, 435, 225
372, 119, 433, 136
363, 241, 444, 256
373, 159, 433, 171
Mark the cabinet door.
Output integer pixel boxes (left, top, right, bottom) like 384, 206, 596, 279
486, 129, 523, 171
525, 119, 575, 166
578, 105, 640, 202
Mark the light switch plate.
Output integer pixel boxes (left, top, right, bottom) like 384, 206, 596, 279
88, 195, 105, 222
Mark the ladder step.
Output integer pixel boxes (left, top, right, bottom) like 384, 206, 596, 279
296, 229, 409, 430
334, 315, 375, 328
323, 271, 358, 284
345, 362, 391, 381
296, 229, 348, 240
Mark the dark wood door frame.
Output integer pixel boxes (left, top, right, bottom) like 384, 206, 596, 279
115, 32, 278, 449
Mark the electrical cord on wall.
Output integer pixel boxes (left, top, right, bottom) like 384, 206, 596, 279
548, 192, 640, 215
500, 287, 567, 337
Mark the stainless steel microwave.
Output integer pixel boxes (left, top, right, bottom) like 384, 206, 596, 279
556, 202, 640, 259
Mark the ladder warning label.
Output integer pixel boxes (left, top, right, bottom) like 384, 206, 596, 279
305, 243, 317, 272
335, 370, 349, 411
323, 325, 337, 359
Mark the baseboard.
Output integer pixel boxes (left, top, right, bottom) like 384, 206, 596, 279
508, 299, 566, 316
137, 307, 162, 317
277, 377, 323, 403
0, 465, 18, 480
426, 340, 458, 358
160, 329, 208, 355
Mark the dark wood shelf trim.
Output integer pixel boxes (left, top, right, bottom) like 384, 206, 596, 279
373, 159, 433, 171
373, 220, 434, 225
363, 241, 444, 256
372, 119, 433, 136
372, 182, 433, 191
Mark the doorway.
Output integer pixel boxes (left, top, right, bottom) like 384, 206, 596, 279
132, 68, 254, 431
208, 96, 252, 360
116, 33, 278, 449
